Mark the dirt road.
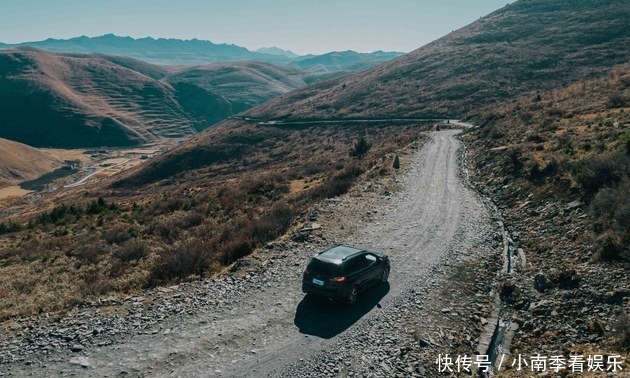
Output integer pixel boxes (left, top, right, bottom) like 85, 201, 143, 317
3, 129, 499, 377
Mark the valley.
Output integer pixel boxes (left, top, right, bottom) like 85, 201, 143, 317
0, 0, 628, 376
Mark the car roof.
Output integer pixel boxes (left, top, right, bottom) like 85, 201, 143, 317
315, 245, 364, 264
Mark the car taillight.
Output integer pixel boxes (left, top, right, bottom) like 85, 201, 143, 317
330, 276, 346, 282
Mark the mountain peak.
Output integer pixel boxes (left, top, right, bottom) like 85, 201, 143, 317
255, 46, 299, 59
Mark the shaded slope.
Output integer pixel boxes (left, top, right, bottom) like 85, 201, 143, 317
0, 138, 62, 187
0, 50, 322, 148
247, 0, 630, 120
0, 49, 197, 147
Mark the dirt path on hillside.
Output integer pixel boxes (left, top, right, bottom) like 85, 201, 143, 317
2, 130, 501, 377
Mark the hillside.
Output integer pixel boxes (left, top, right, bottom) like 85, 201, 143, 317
165, 62, 310, 114
0, 138, 62, 187
247, 0, 630, 120
289, 50, 403, 73
0, 49, 320, 148
0, 49, 200, 147
463, 66, 629, 359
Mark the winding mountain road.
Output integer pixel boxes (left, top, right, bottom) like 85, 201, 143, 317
5, 129, 498, 377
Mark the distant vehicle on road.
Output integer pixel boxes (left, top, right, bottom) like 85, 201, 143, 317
302, 245, 390, 304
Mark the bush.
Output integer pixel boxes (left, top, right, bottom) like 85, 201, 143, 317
349, 136, 372, 160
249, 202, 294, 243
311, 162, 364, 199
149, 239, 211, 284
150, 217, 182, 241
0, 221, 22, 235
505, 149, 524, 174
114, 239, 147, 263
527, 158, 558, 184
181, 211, 204, 228
572, 154, 629, 199
103, 225, 130, 244
606, 92, 627, 109
69, 242, 108, 265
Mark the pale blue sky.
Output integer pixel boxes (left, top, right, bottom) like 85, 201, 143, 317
0, 0, 508, 54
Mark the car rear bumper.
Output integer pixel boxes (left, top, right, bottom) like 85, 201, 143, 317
302, 281, 347, 300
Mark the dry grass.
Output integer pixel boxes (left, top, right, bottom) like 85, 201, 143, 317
246, 0, 629, 120
0, 120, 429, 320
467, 66, 629, 260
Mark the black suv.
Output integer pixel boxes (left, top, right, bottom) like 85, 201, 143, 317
302, 245, 390, 304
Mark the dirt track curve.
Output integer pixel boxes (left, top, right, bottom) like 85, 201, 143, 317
4, 129, 499, 377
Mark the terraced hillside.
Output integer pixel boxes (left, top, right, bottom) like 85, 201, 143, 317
165, 62, 311, 114
0, 49, 198, 148
247, 0, 630, 120
0, 50, 321, 148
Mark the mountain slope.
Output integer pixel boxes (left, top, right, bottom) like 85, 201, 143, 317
256, 47, 299, 59
0, 50, 320, 148
289, 50, 403, 73
0, 138, 62, 187
0, 48, 201, 147
247, 0, 630, 120
166, 62, 310, 113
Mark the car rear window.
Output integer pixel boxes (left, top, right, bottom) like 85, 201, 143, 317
307, 259, 342, 277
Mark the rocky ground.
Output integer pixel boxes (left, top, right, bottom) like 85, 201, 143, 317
463, 129, 630, 377
1, 129, 507, 377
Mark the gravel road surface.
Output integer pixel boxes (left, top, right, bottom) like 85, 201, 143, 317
1, 129, 500, 377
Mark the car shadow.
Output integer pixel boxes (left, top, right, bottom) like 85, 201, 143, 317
293, 282, 390, 339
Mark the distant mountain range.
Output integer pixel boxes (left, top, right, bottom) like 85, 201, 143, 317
123, 0, 630, 187
0, 34, 403, 71
255, 47, 299, 59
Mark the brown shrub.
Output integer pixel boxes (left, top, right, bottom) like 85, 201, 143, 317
103, 225, 130, 244
79, 267, 113, 297
572, 154, 629, 199
310, 162, 365, 199
68, 242, 109, 265
113, 239, 147, 263
149, 239, 212, 285
149, 217, 182, 241
181, 211, 204, 229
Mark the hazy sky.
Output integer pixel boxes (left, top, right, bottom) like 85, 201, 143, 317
0, 0, 508, 54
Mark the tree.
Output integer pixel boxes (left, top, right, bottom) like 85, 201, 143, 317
349, 136, 371, 160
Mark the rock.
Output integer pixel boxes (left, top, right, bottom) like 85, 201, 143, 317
300, 223, 321, 232
69, 356, 90, 368
70, 344, 84, 352
499, 280, 520, 302
565, 200, 583, 210
550, 269, 580, 289
534, 272, 554, 293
